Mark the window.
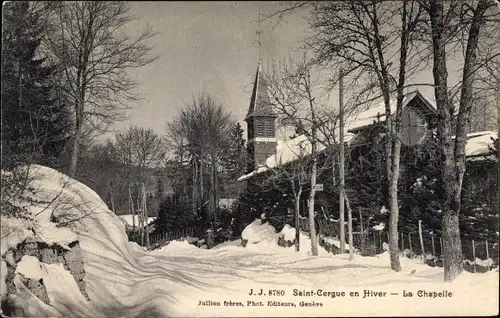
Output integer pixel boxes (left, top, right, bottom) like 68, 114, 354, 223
265, 118, 275, 137
255, 118, 275, 137
256, 120, 265, 136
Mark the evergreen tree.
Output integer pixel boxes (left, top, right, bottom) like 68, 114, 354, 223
1, 1, 71, 168
222, 123, 247, 180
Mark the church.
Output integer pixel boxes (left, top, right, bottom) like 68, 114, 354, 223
237, 59, 498, 239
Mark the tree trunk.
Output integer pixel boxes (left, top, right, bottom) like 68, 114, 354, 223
110, 189, 115, 214
143, 181, 150, 247
388, 137, 402, 271
359, 208, 364, 251
497, 86, 500, 215
69, 95, 84, 177
129, 184, 136, 229
295, 187, 302, 252
339, 70, 346, 254
138, 188, 143, 245
192, 156, 198, 214
442, 212, 463, 281
200, 157, 204, 220
69, 126, 81, 177
309, 156, 319, 256
344, 189, 354, 261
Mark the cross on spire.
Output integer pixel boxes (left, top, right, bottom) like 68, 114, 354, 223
256, 7, 262, 63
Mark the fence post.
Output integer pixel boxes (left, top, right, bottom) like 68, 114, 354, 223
401, 233, 404, 257
431, 234, 436, 266
409, 233, 413, 256
418, 220, 425, 263
472, 239, 477, 273
486, 240, 490, 271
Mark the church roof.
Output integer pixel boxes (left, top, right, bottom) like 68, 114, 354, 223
245, 62, 277, 121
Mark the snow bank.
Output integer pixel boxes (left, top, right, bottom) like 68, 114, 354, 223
241, 219, 278, 245
279, 224, 296, 242
153, 240, 198, 253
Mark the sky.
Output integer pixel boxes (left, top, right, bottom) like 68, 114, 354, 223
107, 1, 310, 139
105, 1, 495, 141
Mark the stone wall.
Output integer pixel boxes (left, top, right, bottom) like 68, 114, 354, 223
2, 236, 90, 311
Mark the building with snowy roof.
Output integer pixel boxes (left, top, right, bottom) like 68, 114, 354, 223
236, 61, 498, 240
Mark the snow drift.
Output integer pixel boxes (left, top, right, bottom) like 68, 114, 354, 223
1, 165, 498, 317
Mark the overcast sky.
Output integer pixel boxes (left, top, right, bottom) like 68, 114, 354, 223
106, 1, 475, 141
107, 1, 310, 139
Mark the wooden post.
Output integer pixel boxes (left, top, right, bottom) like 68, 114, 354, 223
486, 240, 491, 271
418, 220, 425, 263
409, 232, 413, 256
431, 235, 436, 266
472, 239, 477, 273
401, 233, 404, 257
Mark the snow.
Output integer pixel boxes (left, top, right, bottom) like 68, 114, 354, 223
373, 222, 386, 231
117, 214, 156, 227
346, 91, 435, 132
380, 206, 388, 214
2, 165, 498, 317
280, 224, 297, 242
464, 131, 497, 158
241, 219, 277, 246
464, 258, 495, 268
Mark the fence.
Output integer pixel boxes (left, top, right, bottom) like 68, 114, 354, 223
149, 227, 198, 247
294, 216, 498, 271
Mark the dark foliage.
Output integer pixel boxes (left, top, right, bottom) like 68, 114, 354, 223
1, 1, 71, 169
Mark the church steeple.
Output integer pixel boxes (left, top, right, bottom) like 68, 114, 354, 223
244, 62, 277, 173
244, 8, 277, 173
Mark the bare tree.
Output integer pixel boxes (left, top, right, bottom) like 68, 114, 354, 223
167, 92, 234, 227
263, 140, 312, 252
115, 129, 138, 229
130, 126, 165, 247
265, 56, 326, 255
419, 0, 499, 281
307, 0, 426, 271
44, 2, 157, 177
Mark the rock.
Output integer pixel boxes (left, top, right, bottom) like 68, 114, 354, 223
3, 237, 91, 302
19, 275, 50, 305
278, 236, 295, 248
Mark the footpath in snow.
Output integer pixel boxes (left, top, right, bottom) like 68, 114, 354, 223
1, 165, 498, 317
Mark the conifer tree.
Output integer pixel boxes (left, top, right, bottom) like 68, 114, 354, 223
1, 1, 71, 168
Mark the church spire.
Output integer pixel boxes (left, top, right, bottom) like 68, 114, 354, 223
244, 8, 277, 172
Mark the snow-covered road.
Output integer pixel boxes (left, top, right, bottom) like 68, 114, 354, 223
2, 165, 498, 317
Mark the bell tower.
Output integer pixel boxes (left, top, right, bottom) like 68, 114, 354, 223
244, 62, 277, 173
